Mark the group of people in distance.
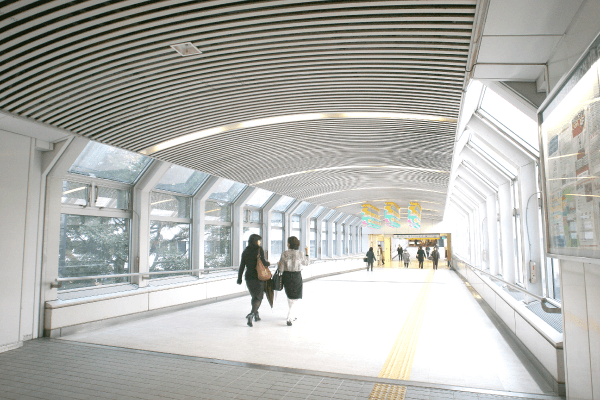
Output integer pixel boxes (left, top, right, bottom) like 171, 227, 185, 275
237, 234, 309, 327
365, 243, 441, 271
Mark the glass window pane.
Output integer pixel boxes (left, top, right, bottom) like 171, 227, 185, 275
311, 206, 325, 218
58, 214, 130, 290
243, 226, 262, 249
292, 215, 300, 230
333, 213, 344, 222
155, 165, 209, 195
270, 227, 284, 262
294, 201, 311, 215
271, 211, 283, 227
246, 188, 274, 208
204, 225, 231, 268
61, 180, 88, 206
310, 229, 316, 257
273, 196, 295, 212
480, 87, 539, 151
244, 209, 261, 223
150, 192, 191, 218
205, 200, 231, 222
69, 141, 152, 184
323, 210, 335, 221
321, 221, 328, 257
96, 186, 129, 209
208, 179, 247, 202
149, 221, 190, 278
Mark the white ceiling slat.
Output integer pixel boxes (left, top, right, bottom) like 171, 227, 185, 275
0, 0, 477, 214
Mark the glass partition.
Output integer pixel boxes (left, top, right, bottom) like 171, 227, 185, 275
149, 221, 190, 277
205, 200, 231, 222
69, 141, 151, 184
204, 225, 232, 268
150, 192, 191, 218
58, 214, 130, 289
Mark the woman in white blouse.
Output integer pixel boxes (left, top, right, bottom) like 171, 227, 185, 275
277, 236, 310, 326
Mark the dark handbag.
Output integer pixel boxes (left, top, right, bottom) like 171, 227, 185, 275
363, 257, 368, 262
256, 252, 272, 281
272, 270, 283, 291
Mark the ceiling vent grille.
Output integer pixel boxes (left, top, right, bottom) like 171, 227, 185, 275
170, 42, 202, 56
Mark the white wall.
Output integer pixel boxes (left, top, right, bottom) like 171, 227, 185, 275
0, 130, 41, 350
560, 259, 600, 400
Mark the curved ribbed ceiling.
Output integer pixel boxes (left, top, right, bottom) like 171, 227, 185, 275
0, 0, 478, 218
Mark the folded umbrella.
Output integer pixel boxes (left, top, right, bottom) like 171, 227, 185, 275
264, 278, 274, 308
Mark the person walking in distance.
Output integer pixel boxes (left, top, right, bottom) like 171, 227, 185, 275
403, 249, 410, 268
397, 244, 403, 263
277, 236, 309, 326
237, 234, 270, 327
425, 245, 430, 258
366, 247, 376, 271
377, 244, 384, 267
431, 246, 440, 270
417, 245, 425, 269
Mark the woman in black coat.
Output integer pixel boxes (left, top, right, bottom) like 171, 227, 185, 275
417, 246, 426, 269
365, 247, 376, 271
237, 234, 270, 327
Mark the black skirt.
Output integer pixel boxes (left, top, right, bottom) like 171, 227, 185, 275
246, 280, 265, 301
282, 271, 303, 300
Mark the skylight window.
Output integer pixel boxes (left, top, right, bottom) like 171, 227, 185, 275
480, 87, 539, 151
272, 196, 295, 212
69, 141, 152, 184
245, 188, 274, 208
323, 210, 336, 220
311, 206, 325, 217
155, 165, 209, 195
208, 179, 246, 203
293, 201, 311, 215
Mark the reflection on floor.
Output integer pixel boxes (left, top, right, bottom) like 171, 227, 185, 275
59, 268, 556, 396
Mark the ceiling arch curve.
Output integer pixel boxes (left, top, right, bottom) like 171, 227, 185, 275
0, 0, 479, 218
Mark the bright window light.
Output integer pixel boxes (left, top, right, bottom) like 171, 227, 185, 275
155, 165, 209, 195
245, 188, 274, 208
480, 87, 539, 151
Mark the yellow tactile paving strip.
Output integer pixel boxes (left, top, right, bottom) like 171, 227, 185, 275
369, 269, 436, 400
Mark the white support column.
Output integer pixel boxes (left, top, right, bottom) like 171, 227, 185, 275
351, 220, 360, 254
192, 176, 222, 272
300, 205, 317, 252
261, 194, 282, 261
284, 200, 301, 241
328, 211, 342, 257
40, 136, 89, 333
232, 187, 257, 266
335, 216, 344, 257
132, 160, 172, 287
498, 181, 515, 283
315, 209, 329, 259
519, 161, 543, 295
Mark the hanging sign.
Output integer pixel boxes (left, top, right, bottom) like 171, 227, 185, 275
407, 201, 421, 229
361, 203, 381, 229
384, 202, 401, 228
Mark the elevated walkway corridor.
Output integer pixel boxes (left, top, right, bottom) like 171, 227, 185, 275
0, 267, 561, 400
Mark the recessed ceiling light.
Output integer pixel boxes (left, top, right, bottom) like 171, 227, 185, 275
170, 42, 202, 56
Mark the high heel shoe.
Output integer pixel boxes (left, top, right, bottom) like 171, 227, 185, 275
246, 313, 253, 327
254, 311, 261, 321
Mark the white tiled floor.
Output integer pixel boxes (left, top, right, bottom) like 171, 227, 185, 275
60, 267, 555, 395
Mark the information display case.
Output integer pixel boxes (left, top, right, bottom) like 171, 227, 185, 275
540, 36, 600, 259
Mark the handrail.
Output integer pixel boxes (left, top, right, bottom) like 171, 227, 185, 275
51, 266, 238, 288
52, 256, 364, 289
453, 256, 561, 313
